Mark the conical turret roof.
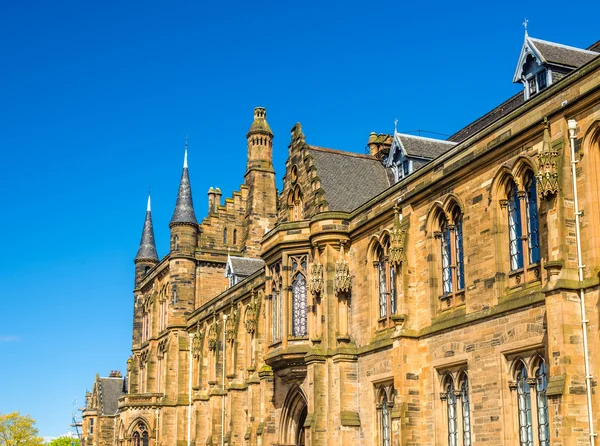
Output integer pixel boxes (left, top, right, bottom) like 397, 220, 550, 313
135, 195, 159, 262
170, 147, 198, 226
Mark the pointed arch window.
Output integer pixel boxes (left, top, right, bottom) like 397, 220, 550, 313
507, 179, 524, 271
233, 229, 237, 245
223, 227, 228, 245
443, 376, 458, 446
459, 373, 472, 446
440, 217, 453, 295
454, 211, 465, 291
535, 360, 550, 446
377, 246, 388, 319
291, 255, 308, 337
289, 186, 304, 221
375, 384, 394, 446
516, 361, 534, 446
525, 172, 540, 264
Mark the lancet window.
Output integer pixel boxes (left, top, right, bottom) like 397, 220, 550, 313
271, 262, 282, 343
439, 371, 471, 446
290, 255, 308, 337
372, 239, 398, 325
375, 384, 394, 446
511, 357, 549, 446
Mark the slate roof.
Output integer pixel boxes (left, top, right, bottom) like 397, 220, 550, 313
530, 38, 599, 68
228, 256, 264, 277
395, 133, 456, 159
99, 377, 125, 416
170, 166, 198, 226
447, 92, 524, 143
135, 209, 158, 262
308, 147, 391, 212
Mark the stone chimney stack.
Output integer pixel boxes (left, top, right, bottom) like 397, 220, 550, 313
367, 132, 393, 160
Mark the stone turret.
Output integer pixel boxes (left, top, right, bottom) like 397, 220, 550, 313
134, 194, 158, 288
169, 142, 199, 318
242, 107, 278, 257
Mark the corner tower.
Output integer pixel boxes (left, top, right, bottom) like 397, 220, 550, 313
169, 144, 199, 316
134, 194, 159, 288
243, 107, 278, 257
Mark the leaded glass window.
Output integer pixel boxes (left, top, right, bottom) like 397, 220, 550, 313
516, 362, 534, 446
381, 393, 390, 446
133, 432, 140, 446
271, 263, 282, 342
445, 377, 458, 446
536, 360, 550, 446
441, 220, 453, 295
508, 180, 524, 271
455, 216, 465, 291
525, 172, 540, 264
378, 249, 387, 318
460, 376, 471, 446
142, 432, 149, 446
389, 266, 397, 315
292, 274, 308, 336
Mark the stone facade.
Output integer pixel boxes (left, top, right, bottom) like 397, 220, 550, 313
82, 37, 600, 445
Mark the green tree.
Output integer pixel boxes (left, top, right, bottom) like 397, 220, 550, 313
46, 437, 80, 446
0, 412, 44, 446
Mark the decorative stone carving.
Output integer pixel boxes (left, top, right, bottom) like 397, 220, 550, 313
244, 290, 260, 334
334, 241, 352, 295
192, 322, 204, 358
309, 245, 324, 295
536, 118, 559, 198
225, 304, 239, 343
388, 205, 407, 266
207, 315, 219, 351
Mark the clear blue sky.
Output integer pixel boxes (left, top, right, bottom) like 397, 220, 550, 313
0, 0, 597, 439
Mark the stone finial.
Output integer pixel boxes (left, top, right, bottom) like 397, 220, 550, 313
536, 118, 559, 198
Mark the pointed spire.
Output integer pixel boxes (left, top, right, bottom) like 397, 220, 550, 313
170, 143, 198, 226
135, 193, 159, 262
184, 136, 188, 168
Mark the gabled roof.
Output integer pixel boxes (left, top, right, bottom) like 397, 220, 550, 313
530, 37, 599, 68
387, 132, 456, 166
513, 34, 599, 82
226, 256, 264, 278
308, 146, 391, 212
98, 377, 125, 416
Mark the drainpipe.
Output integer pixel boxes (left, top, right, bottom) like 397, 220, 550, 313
188, 333, 194, 446
568, 118, 596, 445
222, 314, 227, 446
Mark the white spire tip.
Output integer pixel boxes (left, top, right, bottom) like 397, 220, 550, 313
184, 148, 188, 169
147, 194, 151, 212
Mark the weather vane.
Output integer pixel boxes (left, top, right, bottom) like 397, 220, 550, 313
522, 18, 529, 34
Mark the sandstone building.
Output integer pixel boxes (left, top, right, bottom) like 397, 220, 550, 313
82, 33, 600, 445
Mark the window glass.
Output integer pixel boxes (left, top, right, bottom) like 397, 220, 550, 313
460, 377, 471, 446
517, 363, 534, 446
455, 216, 465, 290
381, 393, 390, 446
525, 172, 540, 264
378, 251, 387, 318
445, 378, 458, 446
508, 180, 524, 270
536, 361, 550, 446
537, 70, 547, 90
441, 220, 453, 295
292, 274, 308, 336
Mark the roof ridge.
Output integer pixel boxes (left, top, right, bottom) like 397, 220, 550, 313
529, 37, 599, 55
397, 133, 457, 144
307, 145, 377, 160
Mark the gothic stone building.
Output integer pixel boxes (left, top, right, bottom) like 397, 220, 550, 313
82, 35, 600, 446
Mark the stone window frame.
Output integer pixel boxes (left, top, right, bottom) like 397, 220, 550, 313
368, 234, 400, 330
425, 195, 466, 313
490, 157, 542, 290
435, 364, 472, 446
505, 354, 550, 446
374, 381, 395, 446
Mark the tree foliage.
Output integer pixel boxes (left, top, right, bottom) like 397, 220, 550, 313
46, 437, 80, 446
0, 412, 44, 446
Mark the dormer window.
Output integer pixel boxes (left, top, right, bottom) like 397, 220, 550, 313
537, 70, 547, 90
528, 76, 537, 96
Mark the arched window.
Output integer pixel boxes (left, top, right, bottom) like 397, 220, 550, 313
377, 246, 388, 318
381, 392, 391, 446
389, 265, 397, 315
289, 186, 304, 221
535, 359, 549, 446
271, 263, 282, 343
142, 431, 149, 446
375, 385, 394, 446
443, 375, 458, 446
133, 432, 140, 446
459, 373, 472, 446
233, 229, 237, 245
507, 179, 524, 271
515, 361, 533, 446
291, 255, 308, 337
454, 210, 465, 291
223, 228, 228, 245
173, 235, 179, 251
440, 216, 453, 295
525, 172, 540, 264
